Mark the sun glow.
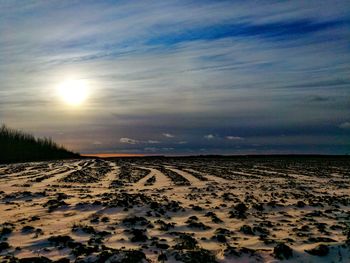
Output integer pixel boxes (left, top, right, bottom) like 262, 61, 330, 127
57, 79, 89, 106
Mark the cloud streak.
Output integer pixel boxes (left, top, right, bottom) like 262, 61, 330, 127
226, 136, 244, 141
204, 134, 215, 140
0, 0, 349, 154
163, 133, 175, 138
120, 138, 138, 144
339, 122, 350, 129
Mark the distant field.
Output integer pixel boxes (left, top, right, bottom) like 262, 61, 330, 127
0, 157, 349, 262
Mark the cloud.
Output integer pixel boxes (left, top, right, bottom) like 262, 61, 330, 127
226, 136, 244, 140
148, 19, 344, 46
162, 147, 174, 151
120, 137, 138, 144
147, 140, 160, 144
144, 147, 174, 152
339, 122, 350, 129
1, 1, 349, 154
307, 95, 331, 102
144, 147, 157, 152
204, 134, 215, 139
163, 133, 174, 138
120, 138, 162, 144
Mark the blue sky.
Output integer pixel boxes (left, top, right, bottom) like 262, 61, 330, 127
0, 0, 349, 154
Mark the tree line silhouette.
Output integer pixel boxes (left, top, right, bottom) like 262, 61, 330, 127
0, 124, 79, 163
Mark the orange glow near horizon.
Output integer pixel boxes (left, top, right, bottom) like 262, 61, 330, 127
81, 153, 145, 158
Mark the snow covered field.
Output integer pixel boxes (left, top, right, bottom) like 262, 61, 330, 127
0, 157, 349, 262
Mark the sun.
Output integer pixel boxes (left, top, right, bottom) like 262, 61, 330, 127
57, 79, 89, 106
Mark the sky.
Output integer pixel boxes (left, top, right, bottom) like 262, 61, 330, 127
0, 0, 349, 155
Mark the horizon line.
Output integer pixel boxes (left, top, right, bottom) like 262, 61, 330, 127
81, 153, 349, 158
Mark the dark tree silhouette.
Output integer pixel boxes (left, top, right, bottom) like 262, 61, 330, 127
0, 124, 79, 163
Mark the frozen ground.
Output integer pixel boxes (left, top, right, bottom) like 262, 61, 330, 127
0, 156, 349, 262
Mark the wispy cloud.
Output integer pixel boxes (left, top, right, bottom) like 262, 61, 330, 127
120, 138, 162, 144
147, 140, 161, 144
147, 19, 345, 46
120, 137, 138, 144
339, 122, 350, 129
0, 1, 349, 154
204, 134, 215, 139
226, 136, 244, 140
144, 147, 174, 152
163, 133, 175, 138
